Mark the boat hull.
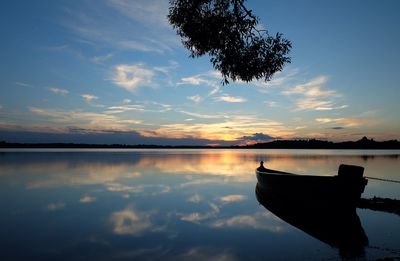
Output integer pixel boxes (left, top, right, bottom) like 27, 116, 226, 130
256, 169, 367, 208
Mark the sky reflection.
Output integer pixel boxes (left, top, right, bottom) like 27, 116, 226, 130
0, 149, 399, 260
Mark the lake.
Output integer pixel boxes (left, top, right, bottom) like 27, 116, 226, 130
0, 149, 399, 260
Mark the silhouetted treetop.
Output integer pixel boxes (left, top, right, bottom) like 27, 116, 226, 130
168, 0, 292, 84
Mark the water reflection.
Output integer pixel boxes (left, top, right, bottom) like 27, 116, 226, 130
1, 150, 399, 187
255, 183, 368, 258
110, 205, 154, 236
0, 149, 399, 260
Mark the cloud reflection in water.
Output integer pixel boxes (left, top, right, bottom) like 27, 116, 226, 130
110, 205, 153, 236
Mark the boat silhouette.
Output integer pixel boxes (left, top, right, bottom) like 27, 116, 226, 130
255, 162, 369, 257
256, 162, 368, 208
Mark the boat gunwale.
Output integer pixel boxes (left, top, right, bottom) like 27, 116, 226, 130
256, 169, 330, 178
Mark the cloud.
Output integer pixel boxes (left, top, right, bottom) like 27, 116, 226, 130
118, 40, 169, 54
253, 67, 299, 89
179, 203, 220, 223
106, 183, 144, 193
219, 195, 247, 204
178, 110, 226, 119
238, 133, 277, 145
28, 106, 142, 131
47, 201, 65, 211
105, 105, 145, 114
107, 0, 170, 28
241, 133, 276, 142
179, 76, 210, 86
178, 72, 222, 97
62, 0, 178, 54
316, 117, 363, 127
92, 53, 113, 64
215, 95, 246, 103
265, 101, 278, 107
113, 64, 157, 92
106, 183, 171, 197
81, 94, 99, 102
15, 81, 32, 87
211, 211, 286, 232
283, 76, 348, 111
154, 117, 286, 142
110, 205, 153, 236
80, 195, 96, 203
295, 100, 347, 111
187, 95, 203, 103
188, 194, 202, 203
49, 87, 69, 95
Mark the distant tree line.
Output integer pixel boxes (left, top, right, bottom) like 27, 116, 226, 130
236, 137, 400, 149
1, 137, 399, 149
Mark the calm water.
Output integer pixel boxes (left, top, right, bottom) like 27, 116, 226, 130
0, 149, 399, 260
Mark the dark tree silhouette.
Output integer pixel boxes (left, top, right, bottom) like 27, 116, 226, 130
168, 0, 292, 84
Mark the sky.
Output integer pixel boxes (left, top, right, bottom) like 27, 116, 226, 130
0, 0, 399, 146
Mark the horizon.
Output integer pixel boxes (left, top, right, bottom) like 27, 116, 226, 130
2, 136, 399, 148
1, 1, 400, 146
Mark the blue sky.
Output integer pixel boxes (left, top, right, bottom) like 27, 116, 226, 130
0, 0, 399, 145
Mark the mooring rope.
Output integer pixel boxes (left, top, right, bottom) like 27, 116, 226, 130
365, 176, 400, 184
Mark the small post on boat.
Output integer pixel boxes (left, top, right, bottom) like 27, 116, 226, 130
257, 161, 267, 172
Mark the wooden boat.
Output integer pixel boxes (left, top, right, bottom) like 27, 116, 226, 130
255, 183, 368, 258
255, 162, 368, 208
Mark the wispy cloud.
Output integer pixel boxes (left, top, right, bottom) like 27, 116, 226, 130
28, 106, 142, 130
118, 40, 169, 54
49, 87, 69, 95
110, 205, 153, 236
15, 81, 32, 87
178, 110, 226, 119
265, 101, 278, 107
283, 76, 331, 96
179, 76, 211, 86
215, 95, 247, 103
63, 0, 177, 54
283, 76, 348, 111
81, 94, 99, 102
253, 67, 299, 89
105, 105, 145, 114
188, 194, 203, 203
212, 211, 286, 232
187, 95, 203, 103
113, 64, 157, 92
92, 53, 113, 64
47, 201, 65, 211
179, 203, 220, 223
106, 183, 144, 193
178, 72, 222, 97
219, 194, 247, 204
316, 117, 363, 127
107, 0, 170, 28
79, 195, 96, 203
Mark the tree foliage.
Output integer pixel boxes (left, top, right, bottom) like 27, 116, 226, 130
168, 0, 292, 84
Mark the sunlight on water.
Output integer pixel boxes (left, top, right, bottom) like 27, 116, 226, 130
0, 149, 399, 260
